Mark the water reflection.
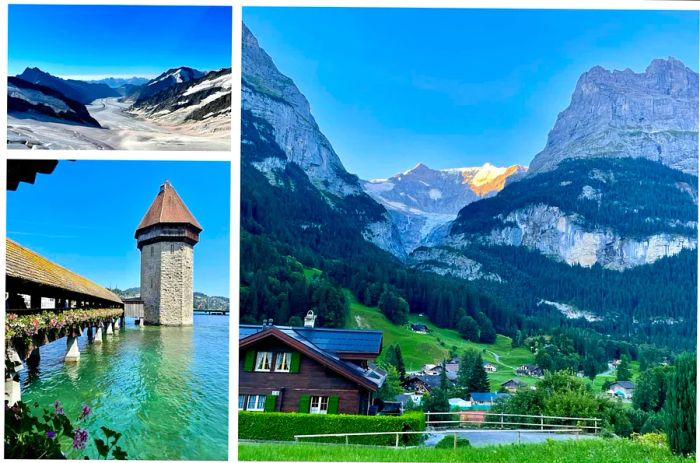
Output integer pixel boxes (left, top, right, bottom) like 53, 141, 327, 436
17, 315, 228, 460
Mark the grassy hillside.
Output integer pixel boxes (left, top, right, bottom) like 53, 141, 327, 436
345, 292, 538, 391
239, 439, 691, 462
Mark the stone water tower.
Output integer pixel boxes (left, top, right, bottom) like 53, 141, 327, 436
135, 181, 202, 325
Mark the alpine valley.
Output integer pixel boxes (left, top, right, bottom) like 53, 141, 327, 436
7, 66, 231, 150
240, 19, 698, 365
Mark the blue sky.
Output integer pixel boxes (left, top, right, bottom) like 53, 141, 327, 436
9, 5, 232, 79
244, 8, 699, 179
7, 161, 230, 298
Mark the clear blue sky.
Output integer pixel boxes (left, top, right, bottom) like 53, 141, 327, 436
7, 161, 230, 298
244, 8, 699, 180
9, 5, 232, 79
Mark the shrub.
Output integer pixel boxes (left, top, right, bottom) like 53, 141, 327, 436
435, 436, 470, 448
238, 411, 425, 446
631, 432, 669, 449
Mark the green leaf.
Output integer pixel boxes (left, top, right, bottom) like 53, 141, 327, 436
95, 438, 109, 457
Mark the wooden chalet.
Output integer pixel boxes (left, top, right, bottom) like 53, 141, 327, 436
239, 313, 386, 415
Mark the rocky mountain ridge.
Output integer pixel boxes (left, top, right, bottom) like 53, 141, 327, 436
529, 57, 698, 176
242, 23, 406, 258
16, 67, 119, 105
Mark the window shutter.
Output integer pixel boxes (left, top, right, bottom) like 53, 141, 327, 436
289, 352, 301, 373
328, 396, 339, 414
244, 351, 255, 372
264, 395, 277, 412
298, 395, 310, 413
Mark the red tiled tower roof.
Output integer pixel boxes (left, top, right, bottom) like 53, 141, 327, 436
135, 181, 202, 234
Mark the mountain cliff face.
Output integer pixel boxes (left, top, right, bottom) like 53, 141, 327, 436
8, 77, 101, 128
363, 163, 526, 253
16, 67, 119, 105
529, 58, 698, 176
242, 24, 405, 258
418, 58, 698, 274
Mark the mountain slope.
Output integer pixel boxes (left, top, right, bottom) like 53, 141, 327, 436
129, 68, 231, 133
363, 163, 526, 252
88, 77, 149, 88
17, 67, 119, 105
529, 58, 698, 176
242, 23, 405, 258
8, 77, 101, 128
127, 67, 205, 102
444, 157, 697, 270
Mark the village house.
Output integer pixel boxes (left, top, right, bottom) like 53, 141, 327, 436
501, 378, 522, 393
516, 364, 544, 377
482, 362, 497, 372
410, 323, 429, 334
607, 381, 635, 400
239, 311, 386, 415
422, 360, 459, 380
404, 373, 456, 394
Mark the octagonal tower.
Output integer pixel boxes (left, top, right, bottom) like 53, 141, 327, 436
135, 181, 202, 326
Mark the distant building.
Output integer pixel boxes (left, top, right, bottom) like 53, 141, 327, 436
608, 381, 635, 400
410, 323, 429, 333
395, 392, 423, 408
239, 314, 386, 415
516, 364, 544, 377
422, 361, 459, 381
501, 379, 522, 393
483, 362, 497, 372
405, 373, 454, 393
448, 397, 471, 410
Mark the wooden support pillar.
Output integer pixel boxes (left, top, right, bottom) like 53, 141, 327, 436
27, 346, 41, 369
106, 321, 114, 336
94, 323, 103, 344
86, 325, 94, 342
65, 336, 80, 362
139, 317, 145, 328
5, 347, 23, 406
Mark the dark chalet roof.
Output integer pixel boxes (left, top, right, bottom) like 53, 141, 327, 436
6, 238, 122, 305
7, 160, 59, 191
240, 325, 386, 391
612, 381, 635, 389
135, 181, 202, 234
239, 325, 383, 356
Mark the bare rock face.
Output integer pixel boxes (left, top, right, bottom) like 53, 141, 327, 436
529, 58, 698, 176
409, 246, 502, 282
456, 203, 697, 270
242, 24, 405, 259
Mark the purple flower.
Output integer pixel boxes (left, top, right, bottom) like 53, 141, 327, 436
79, 404, 91, 419
46, 430, 56, 439
73, 428, 88, 449
53, 400, 64, 416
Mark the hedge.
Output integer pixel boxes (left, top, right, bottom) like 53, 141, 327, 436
239, 411, 425, 446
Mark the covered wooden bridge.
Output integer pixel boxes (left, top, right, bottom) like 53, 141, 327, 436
5, 238, 125, 405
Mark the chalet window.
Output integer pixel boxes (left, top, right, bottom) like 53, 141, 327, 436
309, 396, 329, 414
255, 351, 272, 371
246, 394, 266, 412
238, 396, 245, 410
275, 352, 291, 372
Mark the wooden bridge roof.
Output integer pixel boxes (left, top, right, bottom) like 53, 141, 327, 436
6, 238, 122, 304
135, 181, 202, 234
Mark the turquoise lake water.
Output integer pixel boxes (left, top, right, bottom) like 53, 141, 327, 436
18, 314, 229, 460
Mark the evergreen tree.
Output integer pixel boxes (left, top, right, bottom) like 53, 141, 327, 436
468, 354, 490, 393
616, 355, 632, 381
457, 316, 480, 342
457, 350, 479, 399
377, 365, 403, 401
394, 345, 407, 384
665, 353, 696, 456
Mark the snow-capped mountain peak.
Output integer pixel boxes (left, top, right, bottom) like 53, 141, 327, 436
362, 162, 527, 253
